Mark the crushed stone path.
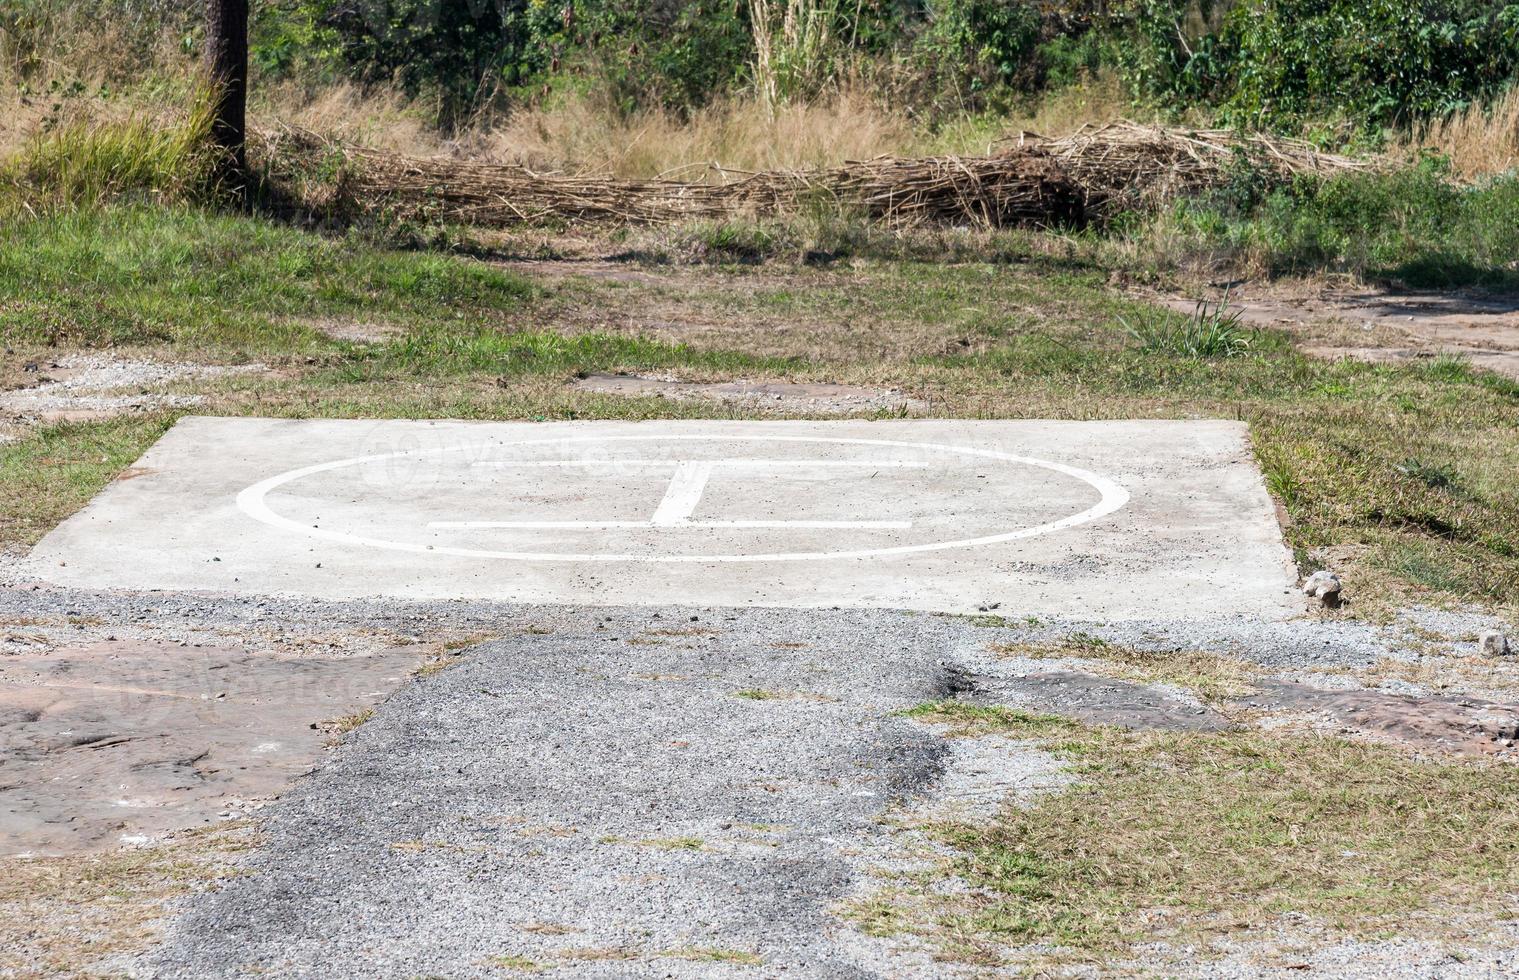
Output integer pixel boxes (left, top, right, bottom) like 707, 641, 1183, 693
147, 609, 973, 978
7, 590, 1506, 976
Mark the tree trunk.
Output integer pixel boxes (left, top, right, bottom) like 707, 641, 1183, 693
204, 0, 249, 196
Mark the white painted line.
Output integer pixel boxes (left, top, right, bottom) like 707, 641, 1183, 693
430, 520, 653, 529
651, 460, 713, 526
469, 460, 931, 469
236, 434, 1130, 563
427, 520, 913, 529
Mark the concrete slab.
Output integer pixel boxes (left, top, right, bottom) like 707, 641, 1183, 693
24, 417, 1299, 618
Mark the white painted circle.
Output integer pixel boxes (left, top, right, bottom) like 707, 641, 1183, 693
235, 434, 1129, 563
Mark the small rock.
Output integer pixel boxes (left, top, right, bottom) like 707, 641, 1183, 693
1302, 570, 1342, 608
1479, 630, 1511, 657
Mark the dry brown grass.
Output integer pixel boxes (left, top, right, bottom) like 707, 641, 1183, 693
260, 119, 1369, 232
0, 2, 196, 159
1350, 652, 1519, 702
306, 73, 1131, 179
880, 705, 1519, 966
991, 639, 1259, 705
314, 74, 1132, 179
0, 827, 251, 977
1402, 87, 1519, 181
255, 80, 440, 156
472, 85, 915, 178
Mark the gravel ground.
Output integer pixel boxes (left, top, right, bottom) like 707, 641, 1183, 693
4, 578, 1515, 977
0, 354, 263, 430
6, 577, 1491, 671
145, 608, 967, 978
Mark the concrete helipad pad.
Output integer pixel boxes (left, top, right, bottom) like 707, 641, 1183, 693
26, 417, 1298, 618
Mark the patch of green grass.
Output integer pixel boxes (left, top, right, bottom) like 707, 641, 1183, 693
488, 954, 544, 973
845, 889, 918, 938
666, 947, 763, 964
991, 643, 1259, 705
1397, 457, 1464, 493
640, 836, 706, 851
0, 206, 534, 350
687, 220, 780, 263
0, 414, 173, 551
0, 825, 251, 975
734, 688, 781, 700
326, 708, 374, 736
1152, 161, 1519, 288
902, 702, 1081, 738
336, 328, 791, 382
0, 97, 214, 216
910, 725, 1519, 960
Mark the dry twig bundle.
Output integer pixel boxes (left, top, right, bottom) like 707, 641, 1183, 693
254, 121, 1374, 230
1027, 121, 1377, 212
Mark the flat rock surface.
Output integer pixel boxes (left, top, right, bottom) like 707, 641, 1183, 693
979, 668, 1229, 731
0, 641, 420, 855
1248, 678, 1519, 755
24, 417, 1298, 619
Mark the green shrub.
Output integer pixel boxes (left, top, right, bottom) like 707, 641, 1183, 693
1159, 158, 1519, 285
912, 0, 1044, 111
311, 0, 541, 126
520, 0, 752, 115
1121, 296, 1254, 358
1112, 0, 1519, 130
1216, 0, 1519, 129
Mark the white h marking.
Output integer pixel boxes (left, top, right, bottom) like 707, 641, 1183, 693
651, 461, 714, 526
428, 459, 923, 530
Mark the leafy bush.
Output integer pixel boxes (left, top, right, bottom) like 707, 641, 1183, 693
522, 0, 751, 115
912, 0, 1044, 111
1217, 0, 1519, 128
313, 0, 540, 126
1112, 0, 1519, 130
251, 0, 342, 80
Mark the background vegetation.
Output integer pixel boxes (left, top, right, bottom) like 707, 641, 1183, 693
2, 0, 1518, 609
6, 0, 1519, 262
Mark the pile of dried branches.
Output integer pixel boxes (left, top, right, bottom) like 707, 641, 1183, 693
255, 122, 1374, 230
1025, 121, 1377, 212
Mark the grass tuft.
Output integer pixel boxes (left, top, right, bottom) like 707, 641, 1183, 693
991, 642, 1259, 705
1, 93, 217, 216
1121, 295, 1252, 359
667, 946, 763, 964
903, 701, 1081, 738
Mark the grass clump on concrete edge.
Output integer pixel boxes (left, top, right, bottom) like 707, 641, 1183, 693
882, 701, 1519, 965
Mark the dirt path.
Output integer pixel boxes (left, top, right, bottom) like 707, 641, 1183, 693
1157, 286, 1519, 379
